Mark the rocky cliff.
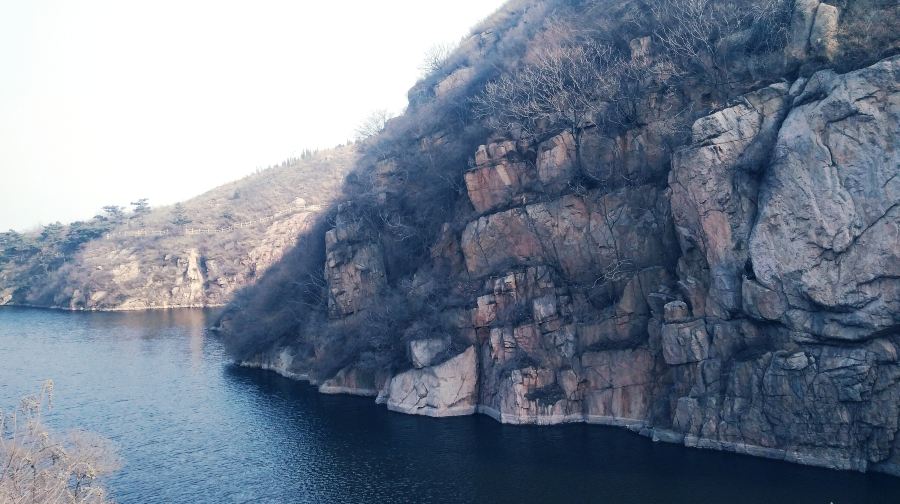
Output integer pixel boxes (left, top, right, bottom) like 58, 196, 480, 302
221, 0, 900, 475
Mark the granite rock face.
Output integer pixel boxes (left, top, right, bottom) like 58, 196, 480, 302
536, 131, 578, 191
669, 82, 792, 319
749, 56, 900, 341
324, 209, 387, 318
406, 56, 897, 473
663, 56, 900, 473
464, 140, 535, 214
384, 346, 478, 417
461, 186, 676, 279
240, 49, 900, 475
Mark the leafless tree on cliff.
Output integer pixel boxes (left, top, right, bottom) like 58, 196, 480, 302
649, 0, 793, 88
354, 109, 394, 142
474, 41, 612, 140
473, 38, 673, 183
419, 43, 455, 77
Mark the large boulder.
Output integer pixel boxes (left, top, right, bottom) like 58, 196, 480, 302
785, 1, 841, 66
749, 56, 900, 341
786, 0, 823, 64
809, 3, 840, 62
385, 346, 478, 417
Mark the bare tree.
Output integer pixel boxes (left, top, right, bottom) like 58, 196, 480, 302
418, 43, 455, 76
1, 381, 120, 503
474, 41, 617, 139
473, 38, 674, 182
649, 0, 792, 88
354, 109, 394, 142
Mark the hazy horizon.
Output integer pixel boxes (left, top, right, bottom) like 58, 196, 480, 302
0, 0, 506, 232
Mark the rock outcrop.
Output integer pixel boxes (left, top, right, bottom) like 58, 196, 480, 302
669, 82, 792, 319
227, 1, 900, 477
319, 364, 388, 397
325, 211, 387, 318
383, 346, 478, 417
749, 57, 900, 341
661, 55, 900, 474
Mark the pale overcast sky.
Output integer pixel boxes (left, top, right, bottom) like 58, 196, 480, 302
0, 0, 506, 231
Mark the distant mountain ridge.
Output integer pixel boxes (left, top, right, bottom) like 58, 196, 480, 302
0, 145, 355, 309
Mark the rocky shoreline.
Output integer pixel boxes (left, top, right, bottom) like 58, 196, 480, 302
0, 302, 227, 312
240, 349, 899, 476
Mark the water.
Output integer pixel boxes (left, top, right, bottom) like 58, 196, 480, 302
1, 307, 898, 504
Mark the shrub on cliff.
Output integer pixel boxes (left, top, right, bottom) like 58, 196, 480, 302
648, 0, 793, 87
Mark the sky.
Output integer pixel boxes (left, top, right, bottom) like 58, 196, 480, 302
0, 0, 507, 231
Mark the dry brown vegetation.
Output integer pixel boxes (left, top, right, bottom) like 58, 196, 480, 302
0, 381, 120, 504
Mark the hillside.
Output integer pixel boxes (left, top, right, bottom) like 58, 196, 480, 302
0, 145, 355, 309
217, 0, 900, 476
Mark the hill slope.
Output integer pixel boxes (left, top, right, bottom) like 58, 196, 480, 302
218, 0, 900, 475
0, 146, 355, 309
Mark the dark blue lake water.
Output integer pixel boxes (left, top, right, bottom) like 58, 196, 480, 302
1, 307, 898, 503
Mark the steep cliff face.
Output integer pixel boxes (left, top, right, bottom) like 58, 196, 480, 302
223, 0, 900, 475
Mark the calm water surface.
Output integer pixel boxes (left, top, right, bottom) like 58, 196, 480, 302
1, 307, 898, 503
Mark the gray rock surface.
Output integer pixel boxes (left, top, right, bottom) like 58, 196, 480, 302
661, 319, 710, 365
324, 210, 387, 318
749, 56, 900, 341
385, 346, 478, 417
669, 82, 792, 318
464, 140, 534, 214
408, 337, 451, 369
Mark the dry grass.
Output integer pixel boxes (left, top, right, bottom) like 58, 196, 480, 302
0, 381, 120, 504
